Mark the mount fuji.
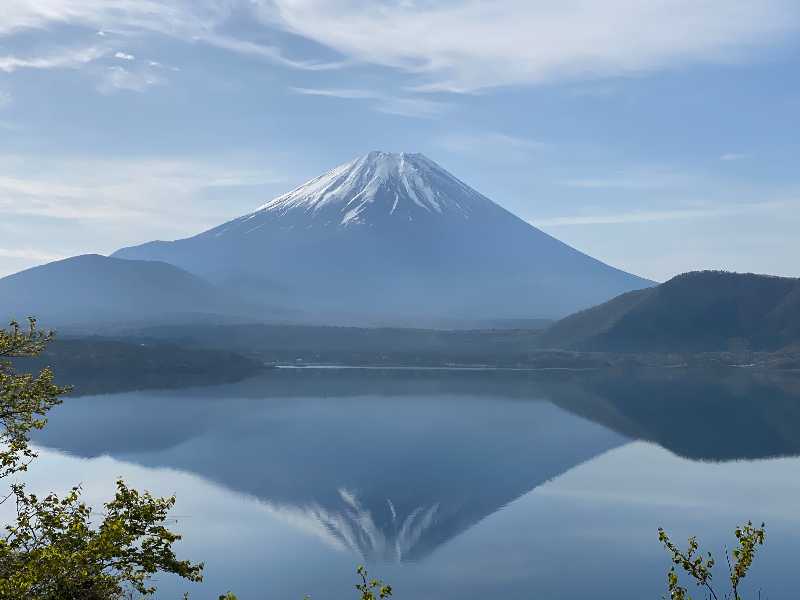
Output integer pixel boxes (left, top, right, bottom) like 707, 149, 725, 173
114, 151, 652, 324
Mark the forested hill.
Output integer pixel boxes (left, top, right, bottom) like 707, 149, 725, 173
13, 338, 265, 395
539, 271, 800, 352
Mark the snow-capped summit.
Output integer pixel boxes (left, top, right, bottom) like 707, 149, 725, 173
254, 151, 487, 226
114, 152, 652, 324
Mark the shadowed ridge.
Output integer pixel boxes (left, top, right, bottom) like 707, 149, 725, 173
541, 270, 800, 351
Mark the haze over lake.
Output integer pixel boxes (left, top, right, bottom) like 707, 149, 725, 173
23, 368, 800, 600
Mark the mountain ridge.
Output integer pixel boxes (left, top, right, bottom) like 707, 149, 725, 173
0, 254, 256, 325
113, 151, 652, 324
540, 270, 800, 352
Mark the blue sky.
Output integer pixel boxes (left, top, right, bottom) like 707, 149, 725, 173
1, 0, 799, 281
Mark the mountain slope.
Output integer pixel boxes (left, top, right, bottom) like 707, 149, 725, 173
536, 287, 652, 350
114, 151, 652, 323
0, 254, 250, 325
540, 270, 800, 352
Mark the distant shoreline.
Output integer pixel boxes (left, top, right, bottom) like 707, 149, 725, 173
273, 364, 602, 372
269, 352, 800, 372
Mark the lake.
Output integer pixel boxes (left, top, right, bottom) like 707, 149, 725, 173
22, 367, 800, 599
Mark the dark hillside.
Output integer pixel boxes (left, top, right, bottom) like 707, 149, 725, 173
542, 271, 800, 352
14, 338, 264, 395
537, 287, 652, 349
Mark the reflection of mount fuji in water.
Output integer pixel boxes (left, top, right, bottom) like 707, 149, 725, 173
36, 380, 625, 562
33, 368, 800, 562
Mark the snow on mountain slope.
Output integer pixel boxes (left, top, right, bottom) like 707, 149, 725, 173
113, 151, 653, 324
208, 151, 501, 241
255, 151, 481, 223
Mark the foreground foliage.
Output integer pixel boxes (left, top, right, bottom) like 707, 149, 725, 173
354, 565, 392, 600
659, 521, 766, 600
0, 318, 203, 599
0, 319, 64, 481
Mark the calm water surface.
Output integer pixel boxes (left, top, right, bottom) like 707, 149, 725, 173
22, 368, 800, 599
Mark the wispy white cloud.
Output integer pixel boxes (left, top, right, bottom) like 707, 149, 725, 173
0, 46, 106, 73
197, 34, 347, 71
0, 153, 291, 275
720, 152, 749, 161
0, 248, 67, 263
97, 66, 165, 94
1, 1, 346, 73
0, 1, 210, 37
291, 86, 448, 118
267, 0, 800, 91
114, 51, 135, 61
147, 60, 180, 72
0, 155, 286, 224
562, 167, 694, 190
291, 87, 374, 100
5, 1, 798, 91
532, 199, 799, 227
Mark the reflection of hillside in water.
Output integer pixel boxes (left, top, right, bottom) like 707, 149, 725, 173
550, 368, 800, 461
32, 368, 800, 561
